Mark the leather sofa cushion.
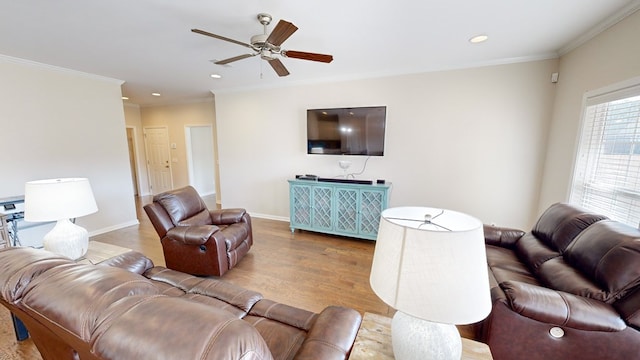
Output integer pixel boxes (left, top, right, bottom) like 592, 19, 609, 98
0, 247, 72, 302
531, 202, 607, 254
615, 287, 640, 330
515, 233, 561, 272
92, 296, 274, 360
564, 220, 640, 303
537, 257, 608, 301
177, 209, 213, 226
21, 264, 159, 341
144, 267, 263, 316
486, 245, 540, 286
155, 186, 211, 225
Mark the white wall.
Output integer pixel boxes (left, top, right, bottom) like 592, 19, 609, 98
0, 56, 137, 235
139, 100, 216, 193
216, 59, 558, 228
538, 10, 640, 212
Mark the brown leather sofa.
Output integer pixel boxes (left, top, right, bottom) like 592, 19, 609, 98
144, 186, 253, 276
472, 203, 640, 360
0, 247, 361, 360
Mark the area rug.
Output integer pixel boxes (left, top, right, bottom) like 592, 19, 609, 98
0, 308, 41, 360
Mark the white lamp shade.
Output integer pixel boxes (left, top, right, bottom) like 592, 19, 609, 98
370, 207, 491, 325
24, 178, 98, 222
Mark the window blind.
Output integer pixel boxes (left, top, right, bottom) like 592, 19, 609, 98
570, 83, 640, 227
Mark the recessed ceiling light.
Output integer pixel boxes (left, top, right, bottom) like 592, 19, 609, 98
121, 96, 129, 100
469, 34, 489, 44
210, 73, 222, 79
151, 92, 161, 97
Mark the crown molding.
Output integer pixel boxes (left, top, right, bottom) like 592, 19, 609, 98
137, 96, 214, 108
558, 1, 640, 56
213, 53, 559, 95
0, 53, 124, 85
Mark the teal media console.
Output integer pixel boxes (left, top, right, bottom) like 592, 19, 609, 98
288, 179, 390, 241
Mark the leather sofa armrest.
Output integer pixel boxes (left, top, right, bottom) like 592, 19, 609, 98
501, 280, 626, 332
166, 225, 220, 245
209, 208, 247, 225
98, 251, 155, 275
484, 224, 525, 248
294, 306, 362, 360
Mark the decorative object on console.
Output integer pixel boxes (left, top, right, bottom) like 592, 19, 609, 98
370, 206, 491, 360
24, 178, 98, 260
338, 160, 352, 178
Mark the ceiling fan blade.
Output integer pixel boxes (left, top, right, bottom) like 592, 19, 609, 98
268, 58, 290, 77
191, 28, 253, 49
215, 53, 256, 65
283, 50, 333, 63
266, 20, 298, 46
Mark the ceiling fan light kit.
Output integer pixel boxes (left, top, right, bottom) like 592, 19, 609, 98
192, 13, 333, 77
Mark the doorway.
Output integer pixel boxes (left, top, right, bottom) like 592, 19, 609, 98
143, 126, 173, 195
126, 127, 140, 196
185, 125, 216, 196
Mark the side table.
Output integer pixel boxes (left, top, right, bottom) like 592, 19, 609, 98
77, 240, 132, 264
349, 312, 493, 360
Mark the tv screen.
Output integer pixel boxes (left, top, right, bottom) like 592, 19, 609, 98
307, 106, 386, 156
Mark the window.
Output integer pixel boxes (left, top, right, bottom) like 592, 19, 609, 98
569, 79, 640, 227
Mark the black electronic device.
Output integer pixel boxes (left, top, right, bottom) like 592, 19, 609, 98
317, 177, 373, 185
376, 179, 385, 184
307, 106, 386, 156
296, 174, 319, 181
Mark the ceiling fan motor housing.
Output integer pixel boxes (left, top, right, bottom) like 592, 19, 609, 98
251, 34, 268, 47
260, 49, 275, 60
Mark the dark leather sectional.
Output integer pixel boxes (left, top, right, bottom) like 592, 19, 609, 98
0, 248, 361, 360
472, 203, 640, 359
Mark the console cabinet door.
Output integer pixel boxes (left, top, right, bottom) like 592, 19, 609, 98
311, 185, 334, 232
334, 187, 359, 235
290, 184, 312, 228
358, 189, 386, 238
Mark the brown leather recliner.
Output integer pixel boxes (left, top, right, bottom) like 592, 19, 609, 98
143, 186, 252, 276
472, 203, 640, 360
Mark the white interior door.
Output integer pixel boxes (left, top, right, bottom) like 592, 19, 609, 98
144, 127, 173, 194
186, 125, 216, 196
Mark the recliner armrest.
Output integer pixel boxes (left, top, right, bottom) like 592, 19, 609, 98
484, 224, 525, 248
294, 306, 362, 360
501, 280, 626, 332
210, 208, 247, 225
166, 225, 220, 245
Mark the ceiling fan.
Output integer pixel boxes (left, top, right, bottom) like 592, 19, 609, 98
191, 13, 333, 77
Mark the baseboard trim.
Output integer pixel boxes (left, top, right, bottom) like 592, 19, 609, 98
88, 219, 140, 237
250, 213, 289, 222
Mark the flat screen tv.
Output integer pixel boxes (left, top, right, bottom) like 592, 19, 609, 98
307, 106, 386, 156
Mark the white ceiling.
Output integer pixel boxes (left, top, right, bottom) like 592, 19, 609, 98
1, 0, 638, 106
